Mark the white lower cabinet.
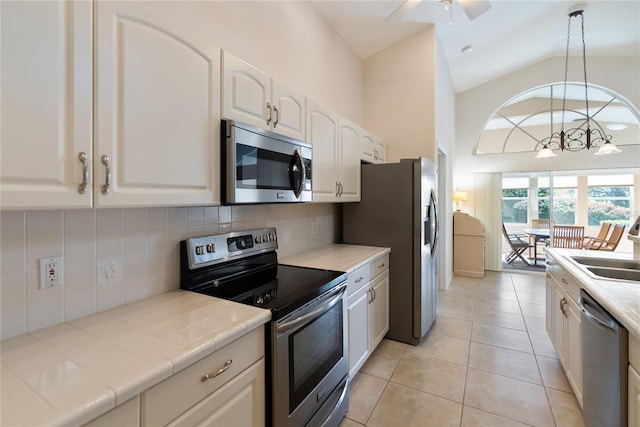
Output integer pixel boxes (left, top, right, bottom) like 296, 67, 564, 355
545, 255, 582, 406
114, 327, 265, 427
346, 255, 389, 378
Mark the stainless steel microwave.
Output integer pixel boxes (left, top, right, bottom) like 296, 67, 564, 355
222, 120, 312, 204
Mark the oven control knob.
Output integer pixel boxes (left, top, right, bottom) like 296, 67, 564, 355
206, 243, 215, 253
255, 235, 262, 244
195, 246, 204, 256
238, 240, 246, 249
263, 234, 268, 242
270, 233, 276, 241
256, 295, 263, 305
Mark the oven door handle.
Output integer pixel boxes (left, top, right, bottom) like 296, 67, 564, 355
276, 284, 346, 334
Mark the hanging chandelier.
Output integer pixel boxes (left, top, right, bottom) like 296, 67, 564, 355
535, 8, 621, 159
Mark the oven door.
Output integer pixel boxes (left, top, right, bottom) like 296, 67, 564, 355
272, 282, 348, 427
224, 120, 312, 204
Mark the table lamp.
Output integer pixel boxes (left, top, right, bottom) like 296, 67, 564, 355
453, 191, 468, 211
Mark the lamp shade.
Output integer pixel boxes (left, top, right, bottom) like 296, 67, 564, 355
453, 191, 468, 201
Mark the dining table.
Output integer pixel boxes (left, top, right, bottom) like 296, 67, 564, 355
523, 228, 550, 265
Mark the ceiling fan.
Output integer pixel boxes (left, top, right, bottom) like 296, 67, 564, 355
385, 0, 492, 23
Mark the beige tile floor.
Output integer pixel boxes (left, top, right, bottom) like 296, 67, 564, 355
339, 271, 585, 427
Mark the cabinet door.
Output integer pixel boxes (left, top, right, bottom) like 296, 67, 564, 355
168, 360, 265, 427
1, 0, 92, 209
564, 297, 582, 407
221, 51, 270, 130
373, 142, 386, 163
338, 119, 361, 202
629, 364, 640, 427
361, 133, 375, 163
348, 285, 370, 378
550, 278, 565, 365
307, 101, 339, 202
272, 80, 305, 140
95, 1, 220, 207
545, 273, 554, 337
369, 270, 389, 352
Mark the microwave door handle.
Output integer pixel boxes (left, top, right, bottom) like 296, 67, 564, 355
291, 149, 305, 198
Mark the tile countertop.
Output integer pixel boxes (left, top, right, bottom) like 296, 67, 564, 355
280, 244, 391, 272
0, 290, 271, 427
547, 248, 640, 337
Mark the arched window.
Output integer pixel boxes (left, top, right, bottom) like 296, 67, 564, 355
474, 83, 640, 155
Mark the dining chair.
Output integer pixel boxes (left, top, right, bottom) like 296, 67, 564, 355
585, 224, 626, 251
502, 223, 533, 265
532, 219, 555, 229
552, 225, 585, 249
529, 219, 555, 258
584, 223, 612, 250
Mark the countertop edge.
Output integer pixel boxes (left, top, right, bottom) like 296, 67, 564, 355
1, 291, 271, 427
547, 248, 640, 337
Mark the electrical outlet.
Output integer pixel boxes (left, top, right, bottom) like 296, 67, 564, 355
39, 256, 64, 289
311, 220, 318, 235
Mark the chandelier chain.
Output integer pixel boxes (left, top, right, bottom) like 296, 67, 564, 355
579, 12, 590, 127
561, 13, 571, 130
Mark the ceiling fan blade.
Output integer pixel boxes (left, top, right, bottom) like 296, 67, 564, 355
459, 0, 491, 20
384, 0, 422, 22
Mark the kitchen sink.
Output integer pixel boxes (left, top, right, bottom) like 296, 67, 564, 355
570, 256, 640, 271
585, 267, 640, 282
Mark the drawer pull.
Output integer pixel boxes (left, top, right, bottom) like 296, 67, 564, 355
379, 263, 385, 269
355, 277, 364, 283
200, 359, 232, 382
561, 278, 568, 285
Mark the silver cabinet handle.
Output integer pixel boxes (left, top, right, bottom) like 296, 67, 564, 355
336, 181, 339, 196
266, 102, 272, 126
355, 277, 364, 283
78, 152, 89, 194
561, 278, 568, 285
338, 182, 343, 196
101, 155, 111, 195
200, 359, 232, 382
372, 288, 376, 302
368, 289, 373, 303
273, 105, 279, 127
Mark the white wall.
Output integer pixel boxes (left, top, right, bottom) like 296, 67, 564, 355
145, 1, 363, 124
0, 1, 361, 339
363, 26, 437, 162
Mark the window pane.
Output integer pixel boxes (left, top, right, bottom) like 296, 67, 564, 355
502, 199, 528, 224
587, 185, 632, 226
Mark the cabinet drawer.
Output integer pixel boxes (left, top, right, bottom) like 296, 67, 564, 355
370, 254, 389, 279
142, 327, 264, 426
348, 264, 370, 296
552, 266, 580, 301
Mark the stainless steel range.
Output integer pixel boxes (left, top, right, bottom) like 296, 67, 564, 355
180, 228, 349, 427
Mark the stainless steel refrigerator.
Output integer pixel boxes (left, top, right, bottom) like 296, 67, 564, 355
343, 158, 438, 345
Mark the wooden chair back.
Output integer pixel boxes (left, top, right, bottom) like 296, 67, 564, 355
532, 219, 555, 229
598, 225, 626, 251
584, 223, 612, 249
552, 225, 584, 249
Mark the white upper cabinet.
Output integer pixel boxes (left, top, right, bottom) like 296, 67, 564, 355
360, 131, 386, 165
307, 100, 339, 202
307, 104, 361, 203
338, 118, 361, 202
1, 1, 92, 209
222, 51, 305, 141
95, 1, 220, 207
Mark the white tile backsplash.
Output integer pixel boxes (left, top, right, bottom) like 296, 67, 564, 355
0, 203, 339, 339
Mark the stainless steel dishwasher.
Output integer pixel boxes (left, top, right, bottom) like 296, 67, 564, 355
579, 289, 628, 427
